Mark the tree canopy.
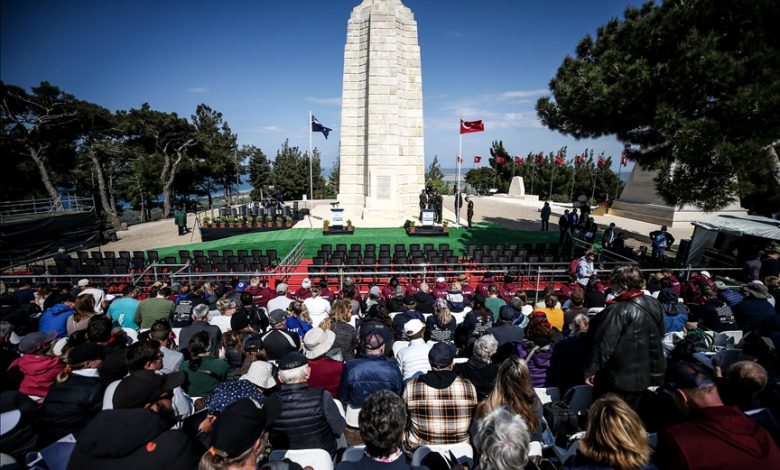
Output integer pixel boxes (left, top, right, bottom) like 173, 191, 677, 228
536, 0, 780, 213
0, 81, 329, 224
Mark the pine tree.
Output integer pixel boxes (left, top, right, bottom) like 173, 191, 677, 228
245, 145, 271, 201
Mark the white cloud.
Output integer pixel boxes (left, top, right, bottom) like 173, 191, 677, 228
306, 96, 342, 106
187, 87, 208, 93
499, 89, 547, 100
445, 31, 464, 38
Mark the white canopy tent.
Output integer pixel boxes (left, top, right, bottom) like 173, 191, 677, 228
686, 215, 780, 265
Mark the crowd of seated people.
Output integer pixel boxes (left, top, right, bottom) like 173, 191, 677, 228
1, 251, 780, 469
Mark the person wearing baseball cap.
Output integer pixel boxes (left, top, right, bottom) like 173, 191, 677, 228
293, 278, 313, 302
200, 398, 282, 470
403, 342, 477, 450
7, 331, 63, 398
268, 352, 345, 456
69, 373, 201, 470
391, 295, 425, 341
395, 319, 431, 380
657, 361, 780, 468
261, 309, 301, 361
267, 282, 293, 313
339, 332, 403, 410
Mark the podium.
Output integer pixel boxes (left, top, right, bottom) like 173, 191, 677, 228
421, 210, 435, 228
331, 208, 345, 227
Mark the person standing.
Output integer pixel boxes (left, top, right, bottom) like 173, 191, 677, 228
174, 206, 187, 236
559, 209, 570, 244
434, 192, 443, 224
602, 222, 617, 249
649, 225, 675, 263
585, 265, 666, 411
466, 196, 474, 229
540, 201, 551, 231
419, 189, 428, 221
454, 189, 463, 226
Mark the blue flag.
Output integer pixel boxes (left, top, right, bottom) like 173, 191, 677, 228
311, 115, 332, 139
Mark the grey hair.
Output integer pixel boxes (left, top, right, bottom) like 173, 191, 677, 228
277, 364, 308, 384
474, 407, 530, 470
192, 304, 210, 320
0, 321, 13, 339
569, 314, 589, 335
510, 297, 524, 310
473, 334, 498, 363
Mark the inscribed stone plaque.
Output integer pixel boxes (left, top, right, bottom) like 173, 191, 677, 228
376, 175, 392, 200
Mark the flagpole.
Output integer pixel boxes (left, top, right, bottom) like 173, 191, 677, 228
614, 159, 623, 203
457, 117, 463, 228
549, 156, 555, 201
569, 158, 576, 202
308, 111, 314, 201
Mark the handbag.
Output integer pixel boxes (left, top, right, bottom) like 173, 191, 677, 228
542, 400, 580, 446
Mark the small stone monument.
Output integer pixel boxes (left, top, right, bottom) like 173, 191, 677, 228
508, 176, 526, 197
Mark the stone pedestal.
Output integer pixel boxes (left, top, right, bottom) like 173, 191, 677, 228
337, 0, 425, 222
508, 176, 526, 197
611, 164, 747, 226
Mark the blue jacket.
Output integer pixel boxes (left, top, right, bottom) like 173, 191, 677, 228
38, 304, 74, 338
717, 288, 743, 307
661, 304, 689, 334
339, 354, 403, 407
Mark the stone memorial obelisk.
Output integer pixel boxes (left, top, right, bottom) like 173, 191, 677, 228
337, 0, 425, 222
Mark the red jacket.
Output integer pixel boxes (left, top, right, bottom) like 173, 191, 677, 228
245, 286, 274, 308
7, 354, 65, 397
294, 287, 312, 302
432, 282, 448, 299
499, 283, 517, 303
658, 405, 780, 469
307, 356, 343, 399
461, 283, 475, 301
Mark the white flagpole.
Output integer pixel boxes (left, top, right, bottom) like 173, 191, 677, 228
457, 117, 462, 228
308, 111, 313, 201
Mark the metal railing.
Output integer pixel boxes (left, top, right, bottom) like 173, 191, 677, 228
0, 195, 94, 222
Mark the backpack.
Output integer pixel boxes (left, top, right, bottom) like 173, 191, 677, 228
569, 258, 580, 275
542, 400, 580, 446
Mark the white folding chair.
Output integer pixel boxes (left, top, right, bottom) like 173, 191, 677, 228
122, 328, 138, 344
345, 404, 361, 427
340, 446, 365, 463
714, 330, 743, 348
534, 387, 560, 404
268, 449, 333, 470
332, 399, 346, 419
453, 357, 469, 364
411, 443, 473, 466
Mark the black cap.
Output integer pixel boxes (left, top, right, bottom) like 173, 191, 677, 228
499, 306, 519, 322
269, 309, 287, 324
243, 334, 264, 353
429, 342, 456, 369
362, 332, 385, 350
666, 361, 715, 390
67, 343, 105, 365
403, 294, 416, 306
472, 294, 486, 306
113, 370, 186, 409
209, 398, 282, 459
278, 351, 308, 370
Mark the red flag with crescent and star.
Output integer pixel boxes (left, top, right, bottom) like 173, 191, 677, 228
474, 156, 482, 163
460, 120, 485, 134
514, 156, 523, 165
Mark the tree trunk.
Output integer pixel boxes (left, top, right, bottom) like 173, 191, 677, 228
88, 152, 122, 231
159, 141, 190, 217
29, 147, 64, 210
769, 145, 780, 189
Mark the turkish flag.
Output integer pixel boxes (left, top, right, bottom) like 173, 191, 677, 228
457, 156, 463, 164
496, 155, 507, 166
514, 156, 523, 165
576, 155, 585, 165
534, 153, 543, 165
474, 156, 482, 163
621, 154, 628, 167
460, 120, 485, 134
554, 155, 565, 166
598, 156, 608, 167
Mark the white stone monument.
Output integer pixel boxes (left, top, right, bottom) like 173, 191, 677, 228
611, 164, 747, 226
337, 0, 425, 222
507, 176, 526, 197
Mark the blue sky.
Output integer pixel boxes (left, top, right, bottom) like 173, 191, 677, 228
1, 0, 640, 173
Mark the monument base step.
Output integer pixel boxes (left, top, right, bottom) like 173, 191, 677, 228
609, 201, 748, 227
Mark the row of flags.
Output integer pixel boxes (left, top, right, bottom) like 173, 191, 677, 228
459, 119, 627, 169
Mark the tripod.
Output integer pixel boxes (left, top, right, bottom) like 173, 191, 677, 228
190, 211, 202, 242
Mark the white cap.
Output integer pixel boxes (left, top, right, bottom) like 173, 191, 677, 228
700, 271, 711, 278
104, 294, 116, 302
77, 279, 89, 287
436, 277, 445, 283
301, 278, 311, 288
404, 319, 425, 336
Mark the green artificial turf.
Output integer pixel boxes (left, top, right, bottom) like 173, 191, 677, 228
150, 222, 563, 261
